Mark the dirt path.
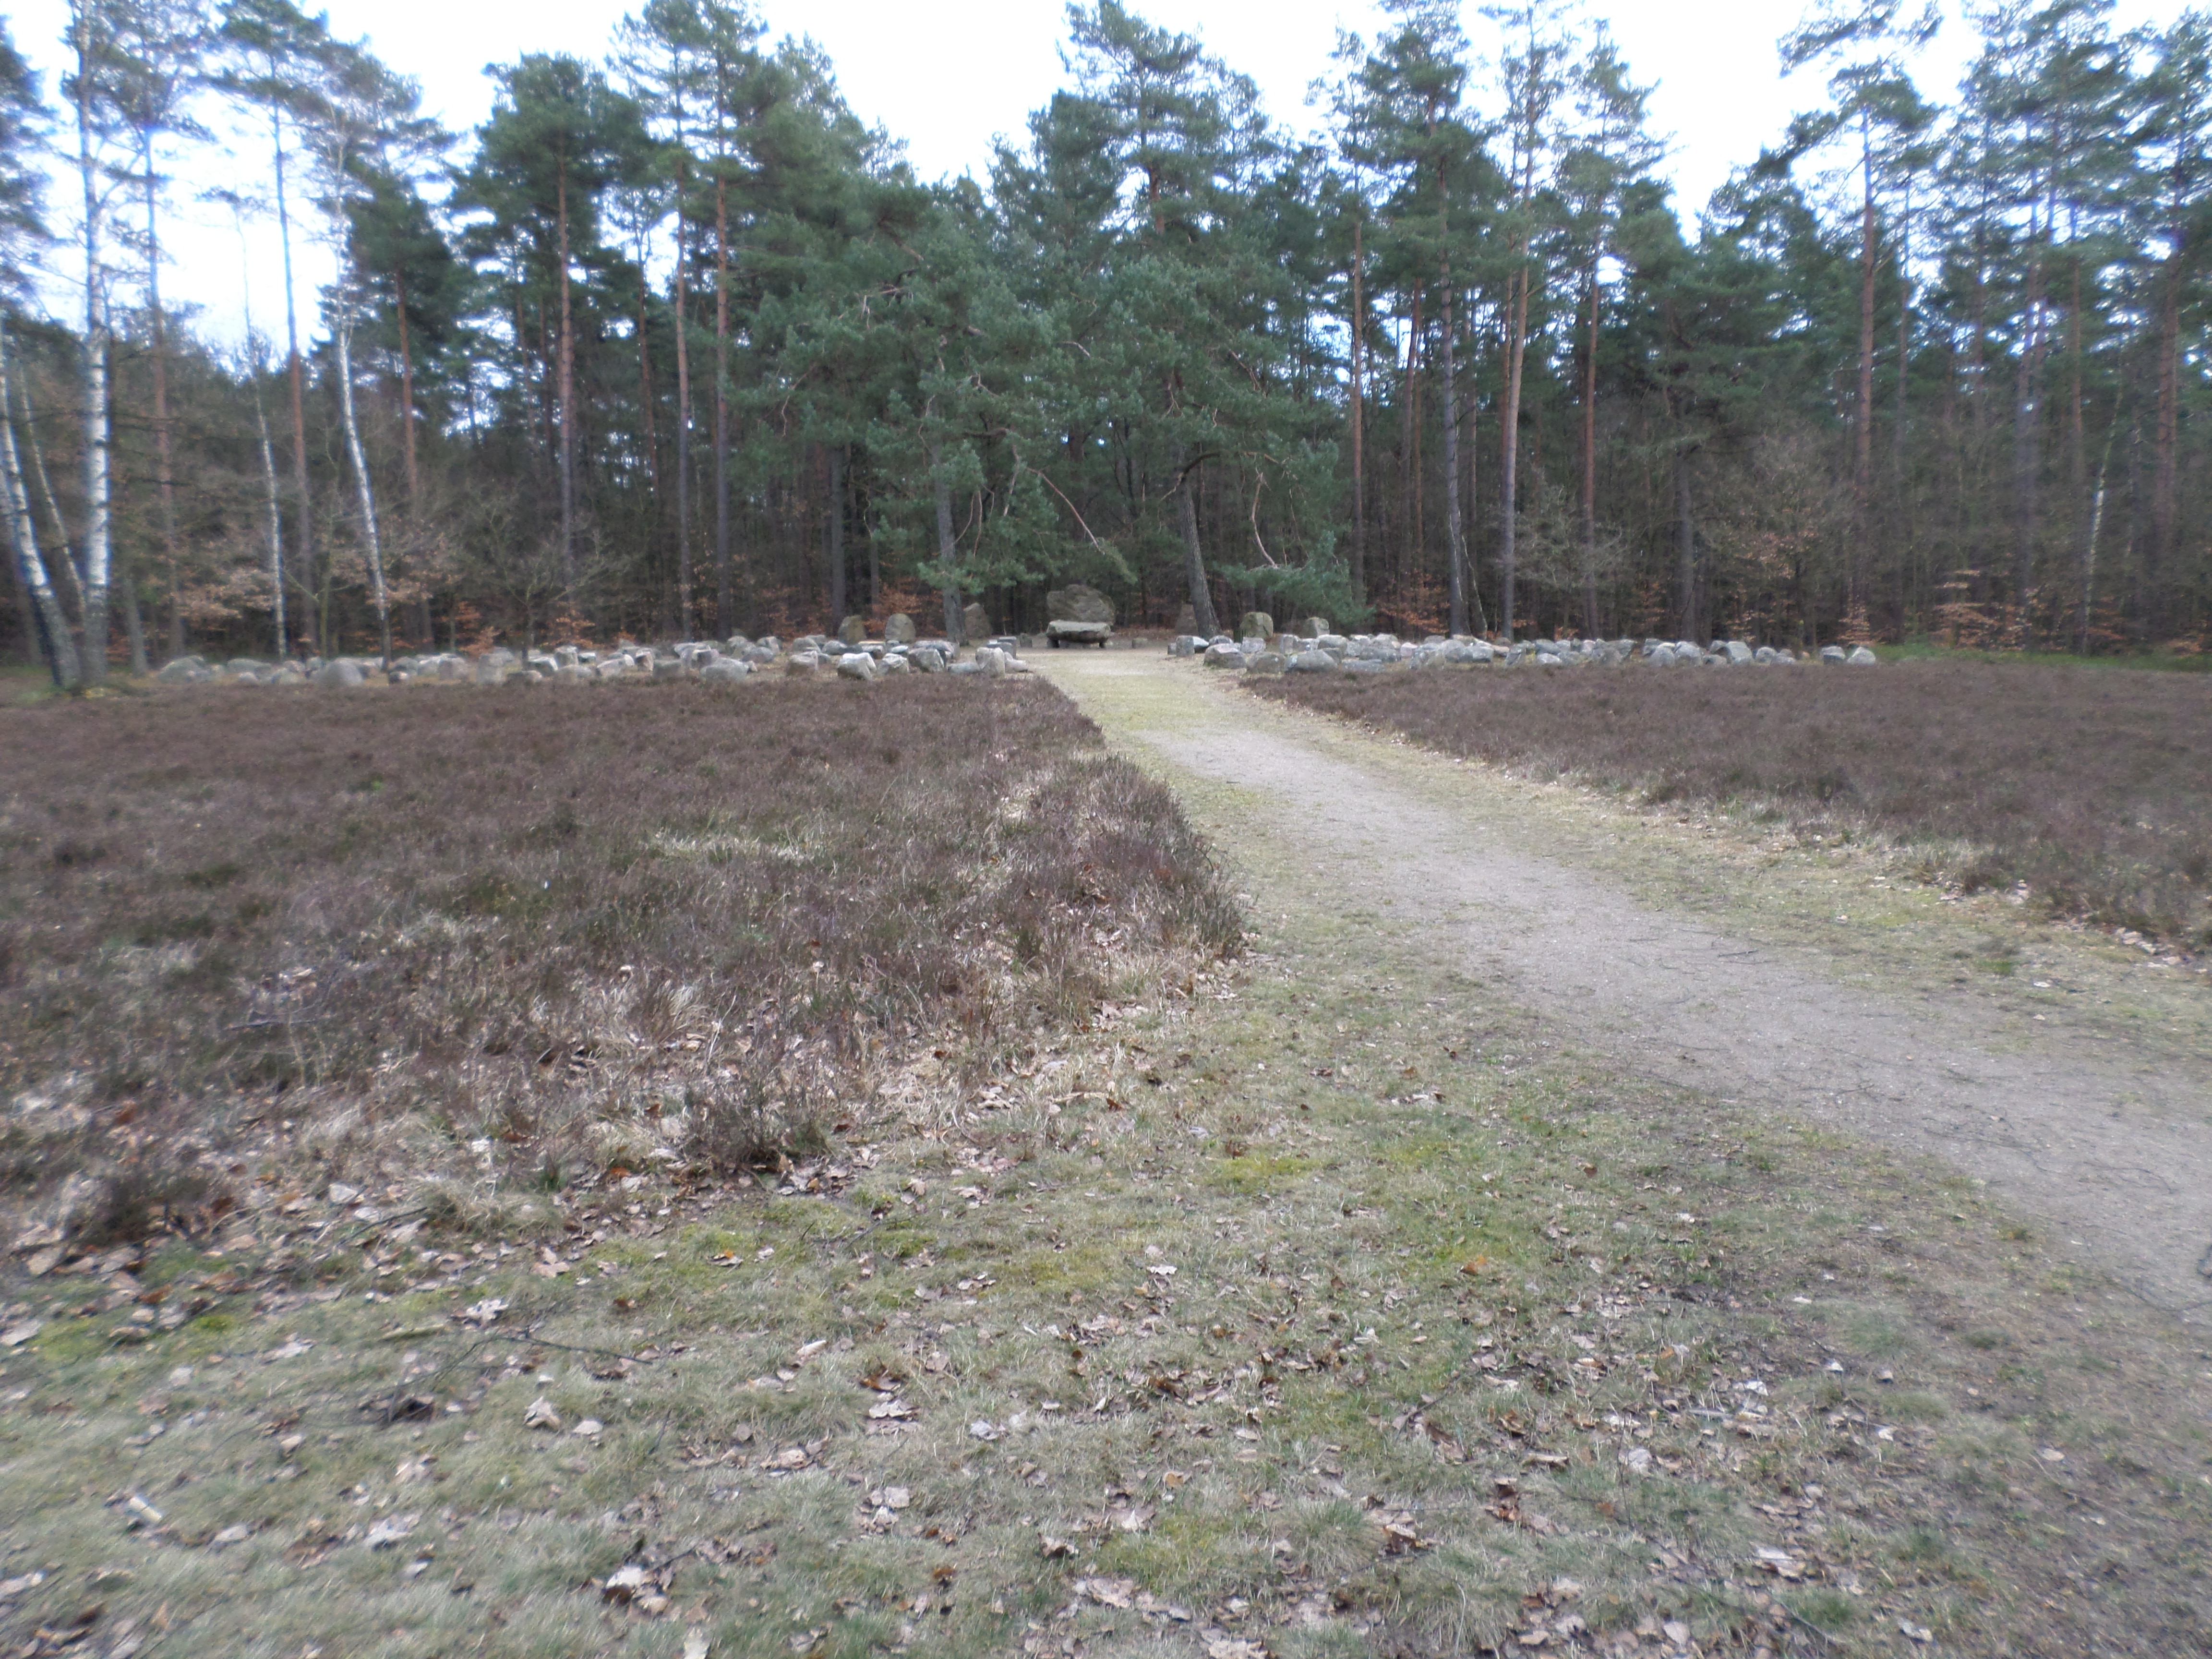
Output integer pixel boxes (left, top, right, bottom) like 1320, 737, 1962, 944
1041, 649, 2212, 1324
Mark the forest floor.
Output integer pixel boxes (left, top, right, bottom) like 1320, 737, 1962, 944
0, 662, 2208, 1659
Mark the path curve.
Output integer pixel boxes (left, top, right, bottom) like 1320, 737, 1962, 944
1042, 650, 2212, 1323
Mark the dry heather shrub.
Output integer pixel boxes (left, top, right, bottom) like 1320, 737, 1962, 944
0, 677, 1240, 1239
1259, 659, 2212, 947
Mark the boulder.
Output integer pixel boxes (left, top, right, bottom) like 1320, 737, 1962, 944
961, 601, 989, 642
156, 657, 211, 685
974, 646, 1009, 678
884, 612, 916, 644
1820, 645, 1847, 664
1753, 646, 1778, 665
838, 615, 866, 646
315, 660, 365, 688
1342, 658, 1386, 675
1848, 645, 1879, 665
835, 653, 876, 683
224, 657, 266, 674
1441, 641, 1484, 666
1300, 617, 1327, 638
876, 650, 912, 675
1166, 636, 1198, 658
1246, 651, 1286, 675
1046, 583, 1114, 625
699, 658, 751, 684
1237, 610, 1274, 641
785, 649, 822, 674
1287, 649, 1338, 674
652, 656, 691, 680
1046, 618, 1112, 647
1202, 643, 1245, 670
1724, 640, 1755, 665
912, 647, 946, 672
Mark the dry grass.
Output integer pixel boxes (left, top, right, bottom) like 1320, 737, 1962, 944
1253, 661, 2212, 949
0, 677, 1240, 1255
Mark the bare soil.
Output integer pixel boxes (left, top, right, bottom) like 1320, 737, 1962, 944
1042, 653, 2212, 1325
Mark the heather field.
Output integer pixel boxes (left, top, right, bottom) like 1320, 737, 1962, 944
1253, 659, 2212, 950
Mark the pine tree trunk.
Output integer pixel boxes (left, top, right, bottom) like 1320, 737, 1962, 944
395, 269, 420, 502
1349, 217, 1365, 603
73, 27, 109, 685
1675, 445, 1697, 642
2152, 237, 2182, 604
144, 155, 182, 659
1852, 117, 1876, 613
672, 187, 693, 643
2012, 237, 2048, 626
1439, 210, 1467, 634
1581, 267, 1600, 638
556, 168, 577, 595
1499, 263, 1530, 642
929, 435, 962, 642
825, 443, 844, 626
1174, 442, 1216, 635
272, 114, 313, 651
714, 178, 732, 635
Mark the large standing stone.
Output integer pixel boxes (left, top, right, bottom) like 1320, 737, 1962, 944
884, 613, 916, 644
1046, 584, 1115, 625
1300, 617, 1327, 638
974, 646, 1009, 678
961, 601, 989, 643
838, 615, 866, 646
1848, 645, 1879, 665
1723, 640, 1754, 665
1237, 610, 1274, 641
316, 660, 366, 688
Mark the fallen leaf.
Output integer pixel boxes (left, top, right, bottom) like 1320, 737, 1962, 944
867, 1487, 913, 1511
523, 1397, 561, 1432
364, 1514, 417, 1550
265, 1336, 313, 1360
682, 1632, 709, 1659
0, 1322, 40, 1349
572, 1419, 604, 1440
968, 1419, 1001, 1442
602, 1564, 653, 1602
867, 1397, 916, 1421
1900, 1620, 1934, 1644
459, 1298, 506, 1327
763, 1446, 811, 1471
206, 1525, 252, 1548
1074, 1575, 1135, 1609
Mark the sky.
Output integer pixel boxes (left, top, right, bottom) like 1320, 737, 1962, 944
2, 0, 2195, 348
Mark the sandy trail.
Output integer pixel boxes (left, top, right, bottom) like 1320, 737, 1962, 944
1041, 650, 2212, 1323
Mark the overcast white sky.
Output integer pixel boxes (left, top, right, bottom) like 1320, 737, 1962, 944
2, 0, 2194, 347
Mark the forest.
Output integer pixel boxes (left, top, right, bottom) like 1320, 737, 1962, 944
7, 0, 2212, 684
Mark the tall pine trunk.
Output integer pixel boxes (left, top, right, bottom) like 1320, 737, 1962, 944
672, 182, 693, 642
714, 178, 732, 635
929, 433, 962, 642
826, 444, 845, 626
556, 168, 577, 596
1499, 261, 1530, 642
1581, 267, 1600, 638
1173, 441, 1216, 635
1349, 217, 1365, 603
144, 151, 181, 658
395, 269, 420, 501
1852, 118, 1876, 615
2152, 234, 2183, 605
272, 113, 313, 651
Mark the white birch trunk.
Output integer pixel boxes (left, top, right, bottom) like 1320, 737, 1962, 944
74, 10, 110, 683
0, 325, 79, 686
335, 298, 390, 665
258, 397, 286, 658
